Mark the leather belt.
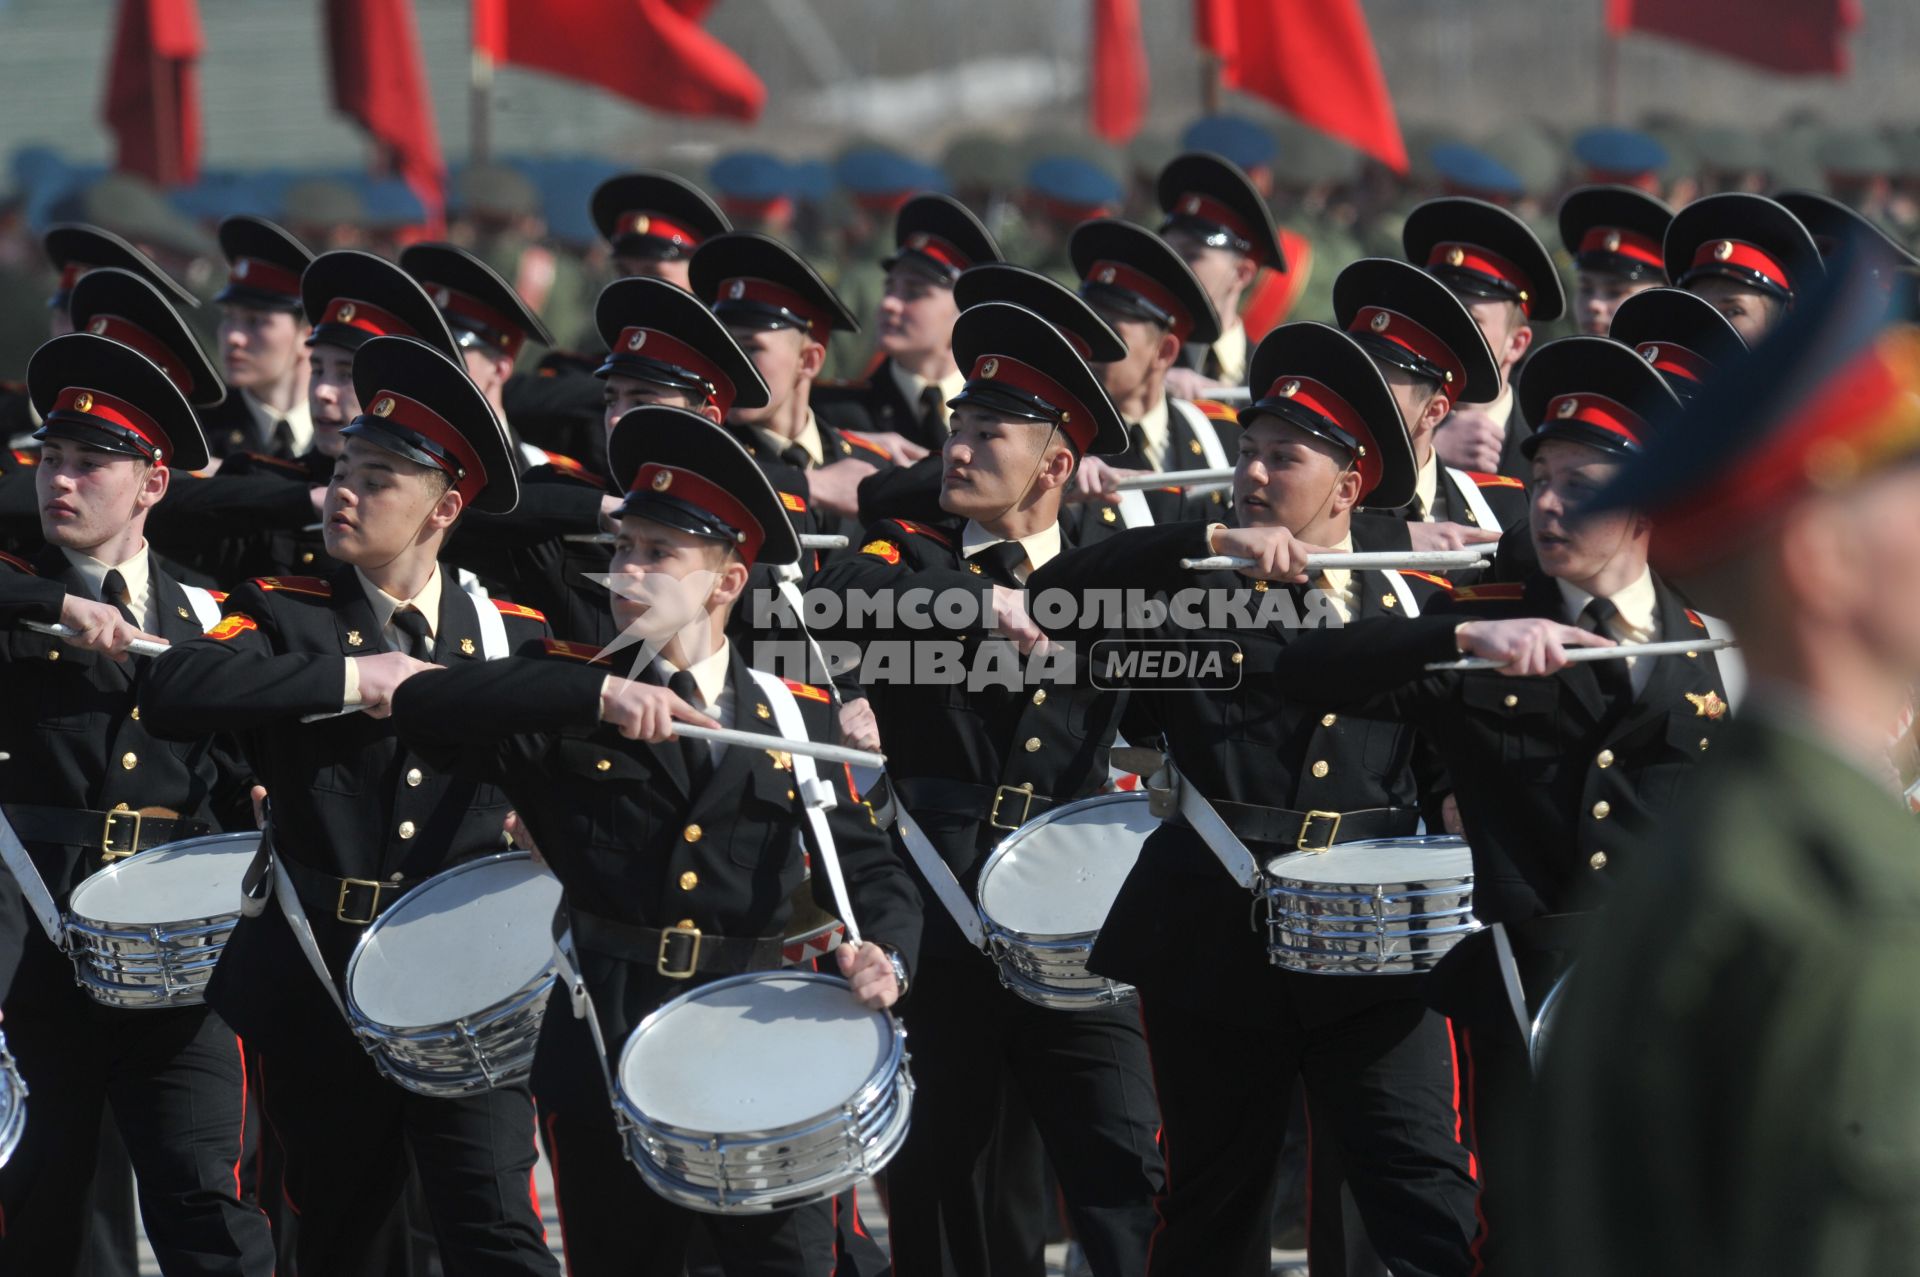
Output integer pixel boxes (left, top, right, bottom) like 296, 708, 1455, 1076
276, 855, 419, 928
571, 908, 785, 981
892, 777, 1057, 833
2, 804, 208, 862
1172, 800, 1417, 851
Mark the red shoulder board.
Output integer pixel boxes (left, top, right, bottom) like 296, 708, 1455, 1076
782, 678, 831, 704
1466, 471, 1524, 489
1402, 571, 1454, 589
208, 590, 229, 603
0, 550, 36, 575
242, 451, 307, 477
1191, 398, 1239, 423
1452, 583, 1525, 603
492, 599, 547, 622
1684, 609, 1708, 630
541, 638, 609, 665
206, 613, 258, 642
859, 538, 902, 565
543, 452, 592, 479
9, 449, 36, 467
843, 433, 892, 462
254, 576, 332, 597
891, 520, 954, 547
779, 490, 808, 514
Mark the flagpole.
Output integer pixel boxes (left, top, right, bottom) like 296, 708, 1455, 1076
1600, 26, 1620, 124
1199, 50, 1222, 115
470, 48, 494, 165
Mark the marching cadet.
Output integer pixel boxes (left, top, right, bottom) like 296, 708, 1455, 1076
1607, 286, 1748, 402
813, 193, 1004, 449
1031, 321, 1477, 1277
201, 215, 316, 460
1535, 246, 1920, 1277
0, 333, 272, 1275
43, 222, 201, 338
593, 169, 734, 291
139, 336, 559, 1277
1556, 184, 1673, 336
1154, 149, 1286, 389
813, 302, 1165, 1277
1662, 191, 1825, 343
1403, 196, 1568, 480
393, 407, 919, 1276
1252, 335, 1727, 1275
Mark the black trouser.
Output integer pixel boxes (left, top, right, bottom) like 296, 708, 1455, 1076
0, 988, 274, 1276
1136, 979, 1477, 1277
256, 1011, 556, 1277
883, 953, 1164, 1277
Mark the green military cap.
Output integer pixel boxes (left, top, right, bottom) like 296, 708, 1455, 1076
1272, 120, 1361, 187
1400, 123, 1467, 186
1691, 124, 1765, 178
942, 132, 1023, 192
1125, 133, 1182, 182
281, 178, 366, 232
1484, 124, 1563, 199
1818, 127, 1898, 184
454, 163, 541, 221
52, 172, 216, 260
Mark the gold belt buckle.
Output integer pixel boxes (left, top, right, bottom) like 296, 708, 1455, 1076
100, 809, 142, 862
988, 784, 1037, 831
657, 922, 702, 979
1296, 810, 1342, 854
335, 877, 387, 926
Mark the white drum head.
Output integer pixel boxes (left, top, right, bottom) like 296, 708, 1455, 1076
349, 855, 563, 1029
620, 974, 891, 1135
68, 832, 258, 925
977, 793, 1154, 937
1265, 836, 1472, 886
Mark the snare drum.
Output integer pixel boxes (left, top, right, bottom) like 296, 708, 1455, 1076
615, 971, 912, 1214
1262, 835, 1481, 975
64, 831, 258, 1008
975, 792, 1153, 1010
0, 1029, 25, 1169
346, 853, 563, 1097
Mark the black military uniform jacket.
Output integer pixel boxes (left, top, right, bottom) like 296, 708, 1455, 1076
390, 642, 922, 1056
0, 546, 252, 1005
814, 356, 944, 450
146, 449, 338, 584
1356, 463, 1530, 547
199, 392, 300, 461
138, 564, 552, 1047
1028, 519, 1452, 1025
738, 412, 895, 555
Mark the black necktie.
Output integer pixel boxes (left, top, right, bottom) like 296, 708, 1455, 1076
667, 669, 715, 789
780, 443, 812, 471
100, 569, 137, 627
1579, 598, 1631, 704
1117, 422, 1152, 472
918, 385, 945, 434
973, 540, 1029, 585
392, 606, 432, 659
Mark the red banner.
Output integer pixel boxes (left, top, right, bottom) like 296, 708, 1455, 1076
102, 0, 204, 185
1090, 0, 1149, 142
325, 0, 446, 230
1607, 0, 1860, 74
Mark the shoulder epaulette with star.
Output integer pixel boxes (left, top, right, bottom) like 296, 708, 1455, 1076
1191, 398, 1239, 423
1402, 571, 1454, 589
1452, 583, 1525, 603
0, 550, 36, 575
782, 678, 831, 704
1465, 470, 1524, 489
254, 576, 332, 598
842, 433, 892, 462
779, 491, 808, 514
888, 519, 954, 548
492, 599, 547, 622
540, 638, 609, 664
1684, 608, 1709, 630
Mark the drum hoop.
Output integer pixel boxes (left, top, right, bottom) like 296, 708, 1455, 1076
64, 829, 260, 926
343, 850, 552, 1006
352, 970, 556, 1040
1259, 834, 1473, 890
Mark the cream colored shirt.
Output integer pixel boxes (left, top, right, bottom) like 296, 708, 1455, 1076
1557, 568, 1658, 697
651, 639, 734, 765
888, 359, 966, 432
243, 389, 314, 457
792, 410, 828, 469
62, 542, 153, 630
1132, 395, 1173, 474
1209, 319, 1248, 386
961, 520, 1063, 585
343, 565, 446, 705
1313, 533, 1358, 623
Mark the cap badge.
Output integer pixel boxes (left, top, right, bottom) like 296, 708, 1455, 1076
1183, 195, 1202, 214
628, 331, 647, 351
909, 233, 929, 249
632, 215, 651, 234
1369, 311, 1390, 333
1445, 247, 1465, 267
1097, 267, 1116, 284
234, 260, 249, 279
336, 302, 356, 322
89, 318, 108, 334
980, 357, 1000, 379
74, 391, 94, 413
1603, 231, 1621, 252
435, 288, 450, 307
1713, 240, 1735, 261
728, 280, 746, 299
651, 470, 673, 491
1556, 397, 1579, 419
372, 397, 395, 417
1642, 344, 1660, 364
1279, 380, 1300, 398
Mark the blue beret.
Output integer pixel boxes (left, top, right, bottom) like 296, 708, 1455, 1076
1024, 156, 1122, 210
1428, 143, 1525, 199
1180, 114, 1276, 171
1572, 127, 1669, 179
709, 151, 792, 201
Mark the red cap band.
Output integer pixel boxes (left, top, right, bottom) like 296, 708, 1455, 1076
969, 354, 1097, 452
717, 276, 832, 343
50, 386, 169, 462
614, 211, 700, 246
1427, 241, 1538, 314
1541, 393, 1646, 447
1689, 238, 1791, 293
1259, 376, 1383, 498
1084, 259, 1195, 341
1169, 191, 1260, 257
625, 464, 766, 564
429, 284, 526, 357
81, 315, 191, 394
1349, 306, 1466, 390
898, 231, 972, 275
229, 256, 303, 297
1635, 341, 1714, 384
319, 297, 416, 340
361, 389, 488, 506
609, 326, 739, 417
1577, 226, 1664, 270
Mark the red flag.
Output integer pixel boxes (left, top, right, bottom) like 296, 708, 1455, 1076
1090, 0, 1149, 143
102, 0, 204, 185
1196, 0, 1407, 175
1607, 0, 1860, 74
472, 0, 764, 122
324, 0, 446, 230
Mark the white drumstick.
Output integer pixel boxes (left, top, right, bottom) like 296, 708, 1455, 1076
1110, 467, 1235, 492
671, 723, 883, 770
1425, 637, 1738, 672
24, 620, 171, 659
1180, 550, 1492, 572
563, 532, 850, 550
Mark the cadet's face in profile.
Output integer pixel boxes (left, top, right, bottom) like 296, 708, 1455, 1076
1530, 438, 1636, 581
1233, 416, 1350, 532
307, 343, 358, 458
604, 374, 708, 436
616, 256, 692, 291
728, 326, 809, 425
876, 267, 958, 361
1575, 271, 1658, 337
1163, 228, 1247, 315
1686, 276, 1782, 344
37, 440, 162, 550
1090, 308, 1168, 402
940, 405, 1054, 519
322, 438, 445, 564
220, 305, 305, 388
608, 516, 729, 639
